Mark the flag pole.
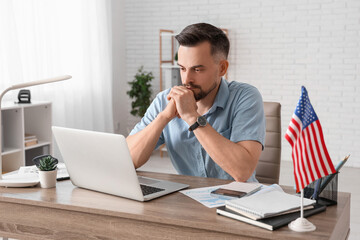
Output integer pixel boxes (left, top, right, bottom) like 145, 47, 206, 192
301, 190, 304, 218
288, 189, 316, 232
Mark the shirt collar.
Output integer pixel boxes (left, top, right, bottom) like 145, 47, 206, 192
206, 78, 229, 115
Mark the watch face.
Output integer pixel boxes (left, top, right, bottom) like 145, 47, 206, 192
197, 116, 207, 126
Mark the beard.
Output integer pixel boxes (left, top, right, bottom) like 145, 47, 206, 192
183, 81, 218, 101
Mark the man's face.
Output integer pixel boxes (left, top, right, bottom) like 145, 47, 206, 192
177, 42, 223, 101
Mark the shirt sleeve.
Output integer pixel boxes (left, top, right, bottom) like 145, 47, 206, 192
230, 86, 266, 149
129, 91, 167, 149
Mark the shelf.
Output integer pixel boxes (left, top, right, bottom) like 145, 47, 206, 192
21, 101, 51, 108
1, 102, 21, 110
1, 102, 52, 172
25, 141, 51, 151
1, 101, 50, 110
1, 147, 22, 156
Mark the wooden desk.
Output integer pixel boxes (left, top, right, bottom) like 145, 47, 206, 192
0, 172, 350, 240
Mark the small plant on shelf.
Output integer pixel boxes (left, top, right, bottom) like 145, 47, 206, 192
127, 66, 153, 118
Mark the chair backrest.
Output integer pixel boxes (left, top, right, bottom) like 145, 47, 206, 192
255, 102, 281, 184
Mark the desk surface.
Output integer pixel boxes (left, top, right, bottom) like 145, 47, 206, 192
0, 171, 350, 240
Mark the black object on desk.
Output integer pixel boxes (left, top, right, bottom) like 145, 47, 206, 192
304, 172, 339, 206
57, 176, 70, 181
18, 89, 31, 103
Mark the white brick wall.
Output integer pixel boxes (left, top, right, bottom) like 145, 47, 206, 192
122, 0, 360, 167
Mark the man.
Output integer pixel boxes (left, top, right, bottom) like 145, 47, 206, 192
127, 23, 265, 182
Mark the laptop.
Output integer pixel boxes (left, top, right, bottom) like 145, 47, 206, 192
52, 126, 188, 201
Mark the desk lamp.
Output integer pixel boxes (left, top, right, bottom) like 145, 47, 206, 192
0, 75, 72, 187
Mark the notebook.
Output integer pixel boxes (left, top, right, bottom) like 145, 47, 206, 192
225, 190, 316, 220
52, 126, 189, 201
226, 203, 314, 220
217, 204, 326, 231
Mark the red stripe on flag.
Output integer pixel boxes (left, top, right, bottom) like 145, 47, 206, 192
291, 151, 300, 191
310, 123, 329, 176
298, 132, 310, 186
294, 137, 305, 190
288, 127, 298, 143
301, 130, 315, 183
316, 121, 336, 173
294, 153, 301, 191
285, 135, 293, 147
305, 129, 321, 180
305, 128, 322, 179
291, 118, 301, 132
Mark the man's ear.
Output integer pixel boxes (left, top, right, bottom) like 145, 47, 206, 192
219, 60, 229, 77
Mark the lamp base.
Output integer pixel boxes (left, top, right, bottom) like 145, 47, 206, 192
0, 173, 39, 187
288, 217, 316, 232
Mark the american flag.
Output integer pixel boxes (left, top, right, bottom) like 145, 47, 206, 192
285, 86, 336, 192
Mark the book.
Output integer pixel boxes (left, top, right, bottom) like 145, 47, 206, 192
225, 190, 316, 220
25, 138, 38, 147
210, 182, 262, 199
217, 204, 326, 231
25, 133, 37, 140
18, 163, 70, 180
226, 203, 314, 220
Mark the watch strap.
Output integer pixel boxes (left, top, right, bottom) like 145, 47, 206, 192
188, 121, 200, 131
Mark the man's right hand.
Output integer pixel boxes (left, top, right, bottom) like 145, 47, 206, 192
127, 98, 177, 169
160, 98, 179, 122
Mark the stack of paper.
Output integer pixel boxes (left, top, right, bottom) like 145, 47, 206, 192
216, 185, 323, 231
217, 204, 325, 231
225, 190, 315, 220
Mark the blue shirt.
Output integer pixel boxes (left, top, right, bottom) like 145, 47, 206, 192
130, 79, 265, 182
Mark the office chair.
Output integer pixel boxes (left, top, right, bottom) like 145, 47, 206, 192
255, 102, 282, 184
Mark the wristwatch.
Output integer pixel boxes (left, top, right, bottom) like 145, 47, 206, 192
189, 116, 207, 131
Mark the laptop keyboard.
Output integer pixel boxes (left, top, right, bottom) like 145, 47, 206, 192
140, 184, 165, 196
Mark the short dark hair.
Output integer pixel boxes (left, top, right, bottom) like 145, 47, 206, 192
175, 23, 230, 60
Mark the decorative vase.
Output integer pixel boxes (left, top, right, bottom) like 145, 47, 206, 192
38, 169, 57, 188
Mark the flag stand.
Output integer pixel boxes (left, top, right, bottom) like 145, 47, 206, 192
288, 189, 316, 232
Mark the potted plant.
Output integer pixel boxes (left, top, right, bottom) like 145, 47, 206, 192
33, 155, 58, 188
127, 66, 153, 117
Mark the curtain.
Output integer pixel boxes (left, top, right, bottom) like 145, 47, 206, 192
0, 0, 113, 133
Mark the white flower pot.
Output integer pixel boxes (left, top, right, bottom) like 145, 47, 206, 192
39, 169, 57, 188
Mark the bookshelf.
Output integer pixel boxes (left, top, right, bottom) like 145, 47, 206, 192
1, 101, 52, 172
159, 29, 178, 92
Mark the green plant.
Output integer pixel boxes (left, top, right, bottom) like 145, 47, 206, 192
127, 66, 153, 117
36, 156, 58, 171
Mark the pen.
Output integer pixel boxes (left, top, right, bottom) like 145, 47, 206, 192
311, 178, 321, 200
335, 155, 350, 172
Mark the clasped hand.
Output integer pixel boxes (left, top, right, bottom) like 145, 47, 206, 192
162, 86, 198, 125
